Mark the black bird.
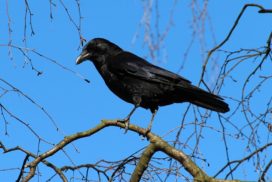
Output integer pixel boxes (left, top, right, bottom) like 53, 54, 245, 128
76, 38, 229, 132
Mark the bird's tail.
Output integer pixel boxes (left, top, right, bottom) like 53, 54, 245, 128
181, 86, 229, 113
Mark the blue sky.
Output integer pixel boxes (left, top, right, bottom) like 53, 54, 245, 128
0, 0, 272, 181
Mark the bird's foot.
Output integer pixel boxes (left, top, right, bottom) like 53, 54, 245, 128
144, 127, 151, 137
139, 128, 151, 140
117, 118, 130, 133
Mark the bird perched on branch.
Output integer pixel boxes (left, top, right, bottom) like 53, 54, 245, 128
76, 38, 229, 133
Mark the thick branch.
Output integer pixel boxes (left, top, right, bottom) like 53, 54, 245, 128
130, 143, 157, 181
150, 134, 206, 180
16, 154, 29, 182
22, 120, 240, 182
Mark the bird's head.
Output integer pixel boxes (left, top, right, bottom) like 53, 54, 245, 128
76, 38, 123, 65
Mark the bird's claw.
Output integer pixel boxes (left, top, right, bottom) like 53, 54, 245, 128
124, 121, 129, 133
144, 127, 151, 137
117, 118, 130, 133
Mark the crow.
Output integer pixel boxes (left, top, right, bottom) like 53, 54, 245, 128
76, 38, 229, 132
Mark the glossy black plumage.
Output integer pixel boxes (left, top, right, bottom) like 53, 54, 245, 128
76, 38, 229, 131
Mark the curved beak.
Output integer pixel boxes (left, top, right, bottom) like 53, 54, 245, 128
76, 50, 91, 65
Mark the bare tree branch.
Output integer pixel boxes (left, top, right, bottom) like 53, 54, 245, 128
20, 120, 240, 182
214, 143, 272, 178
199, 3, 272, 86
0, 141, 67, 182
15, 154, 29, 182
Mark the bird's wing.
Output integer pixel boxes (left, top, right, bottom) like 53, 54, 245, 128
109, 51, 191, 86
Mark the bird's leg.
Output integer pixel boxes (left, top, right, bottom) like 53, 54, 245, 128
119, 96, 141, 133
119, 105, 137, 123
122, 105, 138, 132
145, 108, 158, 135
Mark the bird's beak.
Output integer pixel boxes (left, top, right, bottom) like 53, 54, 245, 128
76, 51, 91, 65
